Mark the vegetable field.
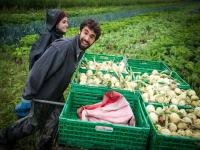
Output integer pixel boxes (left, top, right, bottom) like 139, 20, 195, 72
0, 0, 178, 9
0, 0, 200, 149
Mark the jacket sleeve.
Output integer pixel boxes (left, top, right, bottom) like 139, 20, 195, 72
29, 33, 51, 69
23, 42, 67, 100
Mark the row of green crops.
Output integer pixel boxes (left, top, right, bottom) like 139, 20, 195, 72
0, 5, 177, 45
0, 0, 181, 9
0, 3, 177, 26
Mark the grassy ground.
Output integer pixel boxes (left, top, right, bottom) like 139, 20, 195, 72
0, 52, 28, 128
0, 52, 37, 149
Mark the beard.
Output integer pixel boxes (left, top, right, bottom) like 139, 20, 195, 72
79, 38, 92, 50
80, 40, 90, 50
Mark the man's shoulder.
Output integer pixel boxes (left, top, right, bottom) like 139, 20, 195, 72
54, 38, 73, 44
52, 35, 78, 49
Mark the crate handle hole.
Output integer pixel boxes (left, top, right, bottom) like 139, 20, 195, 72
95, 125, 113, 132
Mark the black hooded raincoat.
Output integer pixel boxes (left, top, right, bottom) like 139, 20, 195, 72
29, 9, 65, 69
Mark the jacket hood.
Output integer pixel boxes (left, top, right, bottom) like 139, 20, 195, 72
46, 9, 63, 31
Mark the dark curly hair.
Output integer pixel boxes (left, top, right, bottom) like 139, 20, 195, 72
80, 19, 101, 40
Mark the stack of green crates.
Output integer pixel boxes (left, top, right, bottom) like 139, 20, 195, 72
59, 53, 196, 149
58, 90, 150, 149
73, 53, 190, 93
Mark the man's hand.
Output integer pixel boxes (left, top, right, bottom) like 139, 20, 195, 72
15, 98, 31, 118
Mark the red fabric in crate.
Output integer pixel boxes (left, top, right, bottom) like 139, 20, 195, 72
77, 91, 135, 126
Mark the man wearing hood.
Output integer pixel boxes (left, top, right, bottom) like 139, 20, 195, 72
0, 19, 101, 150
29, 9, 68, 70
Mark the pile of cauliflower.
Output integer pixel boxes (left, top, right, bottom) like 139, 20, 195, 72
140, 70, 200, 107
78, 70, 137, 91
78, 61, 200, 107
146, 104, 200, 138
81, 60, 128, 74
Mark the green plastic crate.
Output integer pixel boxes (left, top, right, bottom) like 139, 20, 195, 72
82, 53, 124, 64
127, 59, 171, 73
140, 102, 200, 150
58, 91, 150, 150
126, 59, 190, 90
170, 71, 190, 90
71, 84, 141, 102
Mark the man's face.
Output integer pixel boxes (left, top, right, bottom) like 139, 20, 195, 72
56, 17, 68, 33
79, 26, 96, 50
